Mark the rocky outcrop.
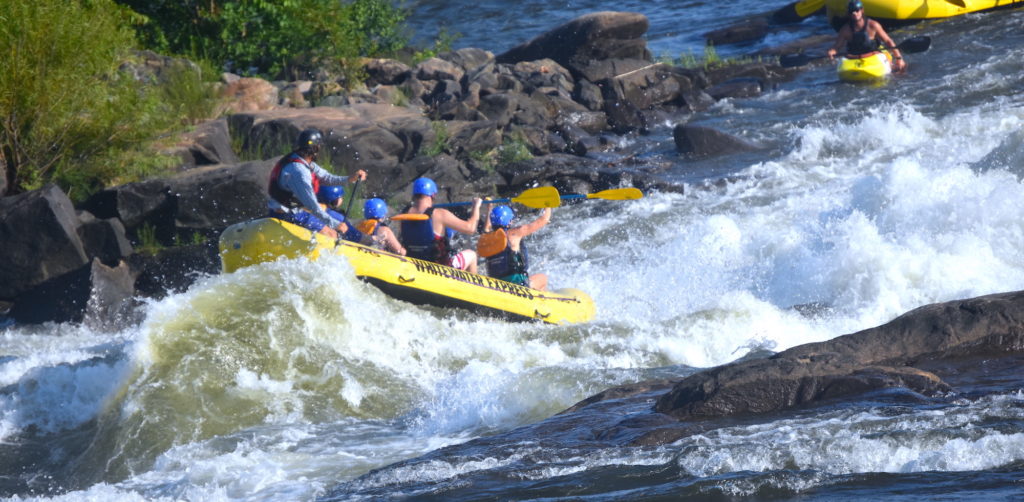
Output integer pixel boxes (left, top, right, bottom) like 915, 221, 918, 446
497, 12, 651, 77
673, 125, 763, 157
651, 291, 1024, 420
0, 185, 90, 299
7, 258, 136, 326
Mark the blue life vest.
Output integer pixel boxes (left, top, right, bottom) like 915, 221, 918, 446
400, 208, 451, 262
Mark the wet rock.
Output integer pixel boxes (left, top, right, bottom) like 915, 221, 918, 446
166, 160, 276, 233
673, 124, 763, 157
0, 185, 89, 299
79, 179, 174, 231
652, 290, 1024, 420
9, 258, 135, 326
129, 240, 220, 300
497, 11, 652, 78
706, 77, 764, 100
77, 211, 133, 266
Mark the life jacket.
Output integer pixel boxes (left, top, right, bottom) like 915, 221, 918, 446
846, 19, 881, 56
400, 208, 451, 263
477, 228, 528, 280
357, 219, 380, 236
268, 152, 320, 208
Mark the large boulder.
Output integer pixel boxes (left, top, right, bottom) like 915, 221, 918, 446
77, 211, 134, 266
653, 290, 1024, 420
0, 185, 89, 299
79, 179, 173, 230
221, 77, 279, 113
168, 118, 240, 169
8, 258, 135, 326
673, 124, 763, 157
497, 12, 652, 78
165, 159, 277, 233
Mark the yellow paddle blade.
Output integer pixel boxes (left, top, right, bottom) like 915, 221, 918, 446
511, 186, 561, 209
795, 0, 825, 17
586, 188, 644, 200
390, 213, 430, 221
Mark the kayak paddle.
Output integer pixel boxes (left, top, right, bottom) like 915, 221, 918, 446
779, 35, 932, 68
434, 186, 561, 209
560, 187, 644, 202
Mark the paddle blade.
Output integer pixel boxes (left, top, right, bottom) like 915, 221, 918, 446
897, 36, 931, 54
510, 186, 561, 209
390, 213, 429, 221
586, 188, 644, 201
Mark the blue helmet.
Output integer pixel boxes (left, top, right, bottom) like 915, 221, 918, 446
317, 185, 344, 204
847, 0, 863, 12
412, 177, 438, 196
364, 198, 388, 219
490, 205, 514, 228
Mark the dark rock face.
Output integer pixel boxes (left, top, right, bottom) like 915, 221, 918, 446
0, 185, 90, 299
8, 258, 135, 326
497, 12, 651, 78
673, 124, 763, 157
652, 291, 1024, 420
77, 211, 134, 266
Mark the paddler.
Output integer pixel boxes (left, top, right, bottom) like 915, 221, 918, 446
398, 177, 482, 273
356, 198, 406, 255
477, 205, 551, 291
267, 128, 367, 239
826, 0, 906, 73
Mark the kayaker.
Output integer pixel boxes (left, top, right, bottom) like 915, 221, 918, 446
826, 0, 906, 73
267, 128, 366, 239
478, 205, 550, 291
399, 177, 482, 273
356, 198, 406, 255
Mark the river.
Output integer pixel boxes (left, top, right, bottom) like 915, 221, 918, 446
3, 1, 1024, 501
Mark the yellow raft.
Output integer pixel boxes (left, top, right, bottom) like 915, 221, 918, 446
837, 51, 892, 82
825, 0, 1024, 24
219, 218, 596, 325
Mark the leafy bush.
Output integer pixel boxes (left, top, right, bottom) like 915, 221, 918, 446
117, 0, 412, 82
0, 0, 223, 199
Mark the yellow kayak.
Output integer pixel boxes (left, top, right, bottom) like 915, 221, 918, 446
826, 0, 1024, 24
219, 218, 596, 325
837, 51, 892, 82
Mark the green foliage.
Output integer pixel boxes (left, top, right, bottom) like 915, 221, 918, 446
0, 0, 192, 198
116, 0, 412, 82
421, 121, 450, 157
677, 43, 768, 71
411, 27, 459, 63
159, 60, 224, 126
497, 133, 533, 165
136, 223, 164, 255
468, 149, 496, 173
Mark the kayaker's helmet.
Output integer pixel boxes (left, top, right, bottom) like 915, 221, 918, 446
364, 198, 388, 219
296, 128, 324, 158
490, 205, 514, 228
317, 185, 344, 205
847, 0, 863, 12
412, 177, 438, 197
